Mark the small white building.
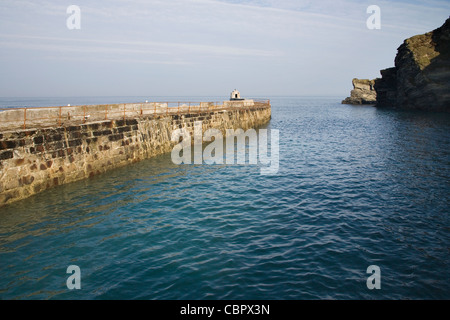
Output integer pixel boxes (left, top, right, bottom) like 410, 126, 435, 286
230, 89, 244, 101
225, 89, 254, 108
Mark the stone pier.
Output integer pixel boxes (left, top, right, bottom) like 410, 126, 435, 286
0, 100, 271, 207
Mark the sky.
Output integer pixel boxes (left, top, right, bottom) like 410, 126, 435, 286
0, 0, 449, 98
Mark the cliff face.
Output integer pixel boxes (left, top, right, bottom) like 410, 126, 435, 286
374, 68, 397, 106
342, 78, 377, 104
375, 17, 450, 112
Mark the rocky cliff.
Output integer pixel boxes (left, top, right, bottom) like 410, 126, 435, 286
342, 78, 377, 104
375, 17, 450, 112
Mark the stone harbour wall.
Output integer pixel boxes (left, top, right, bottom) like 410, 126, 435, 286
0, 105, 271, 207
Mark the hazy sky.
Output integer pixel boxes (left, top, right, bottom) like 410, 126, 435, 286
0, 0, 449, 97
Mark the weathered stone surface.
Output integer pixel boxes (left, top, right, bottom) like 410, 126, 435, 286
374, 68, 397, 107
0, 140, 17, 150
0, 150, 13, 160
374, 17, 450, 111
342, 78, 378, 105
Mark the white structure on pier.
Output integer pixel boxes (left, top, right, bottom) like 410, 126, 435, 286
230, 89, 244, 101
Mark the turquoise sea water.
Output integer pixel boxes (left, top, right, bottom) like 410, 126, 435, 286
0, 96, 449, 299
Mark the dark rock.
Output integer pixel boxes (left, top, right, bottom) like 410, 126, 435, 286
68, 139, 82, 147
0, 150, 13, 160
108, 133, 124, 142
374, 68, 397, 107
22, 175, 34, 185
66, 125, 81, 132
117, 126, 131, 133
375, 17, 450, 112
125, 119, 138, 126
33, 136, 44, 145
0, 140, 17, 150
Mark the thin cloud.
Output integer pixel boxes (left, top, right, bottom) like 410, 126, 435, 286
40, 54, 192, 65
0, 34, 280, 58
0, 0, 448, 96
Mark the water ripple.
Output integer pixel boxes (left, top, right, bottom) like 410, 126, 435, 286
1, 98, 449, 299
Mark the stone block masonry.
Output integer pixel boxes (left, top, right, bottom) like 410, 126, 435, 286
0, 103, 271, 207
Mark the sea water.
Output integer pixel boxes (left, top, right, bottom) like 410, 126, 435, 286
0, 96, 449, 299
